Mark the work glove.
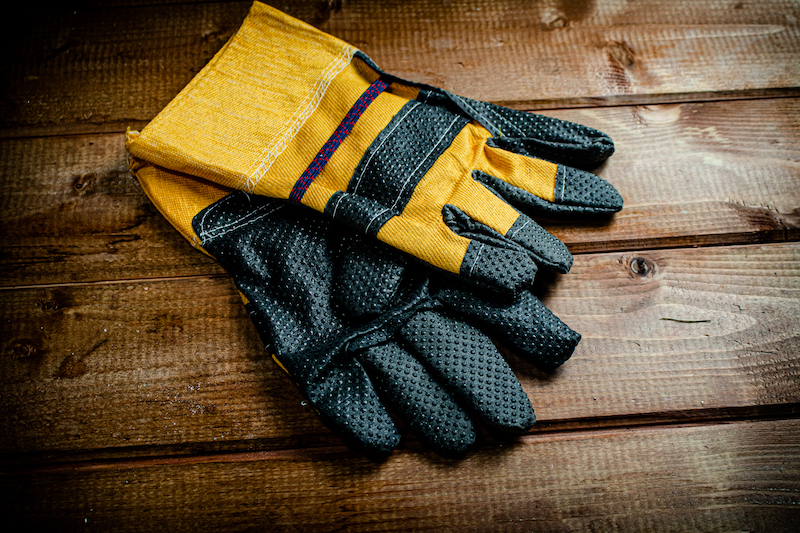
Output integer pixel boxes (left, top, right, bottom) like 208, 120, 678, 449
126, 1, 623, 293
128, 157, 581, 457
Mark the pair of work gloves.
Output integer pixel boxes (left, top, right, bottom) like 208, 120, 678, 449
127, 2, 622, 457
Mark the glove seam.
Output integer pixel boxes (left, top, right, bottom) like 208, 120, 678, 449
467, 243, 486, 276
196, 196, 286, 243
242, 44, 357, 193
350, 100, 422, 195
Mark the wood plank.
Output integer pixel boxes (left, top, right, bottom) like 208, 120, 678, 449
3, 419, 799, 532
542, 98, 800, 252
2, 97, 798, 286
2, 0, 799, 136
0, 1, 250, 137
327, 0, 800, 108
529, 243, 800, 421
1, 1, 795, 527
0, 133, 224, 287
1, 243, 797, 459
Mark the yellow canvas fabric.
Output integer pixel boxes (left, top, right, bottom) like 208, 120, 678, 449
129, 132, 231, 253
127, 1, 359, 196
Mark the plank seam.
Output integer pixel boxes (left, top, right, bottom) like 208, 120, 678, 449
3, 402, 799, 475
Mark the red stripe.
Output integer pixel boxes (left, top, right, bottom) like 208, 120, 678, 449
289, 78, 389, 202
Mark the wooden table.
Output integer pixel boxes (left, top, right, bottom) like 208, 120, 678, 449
2, 1, 799, 530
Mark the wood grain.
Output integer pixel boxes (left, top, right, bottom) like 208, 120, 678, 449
3, 419, 799, 532
2, 0, 799, 136
2, 243, 797, 459
542, 99, 800, 253
0, 133, 223, 287
2, 98, 798, 286
2, 0, 799, 526
326, 0, 800, 107
532, 243, 800, 421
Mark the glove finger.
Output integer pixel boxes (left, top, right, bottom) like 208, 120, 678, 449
474, 168, 623, 216
303, 357, 401, 457
443, 203, 573, 275
357, 342, 477, 457
435, 287, 581, 370
399, 310, 536, 433
476, 141, 623, 215
447, 94, 615, 167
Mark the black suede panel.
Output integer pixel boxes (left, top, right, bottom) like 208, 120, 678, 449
440, 204, 538, 292
442, 201, 570, 280
348, 99, 467, 207
304, 357, 401, 455
433, 287, 581, 370
558, 165, 625, 212
459, 238, 538, 294
504, 215, 573, 273
324, 191, 395, 238
456, 97, 615, 167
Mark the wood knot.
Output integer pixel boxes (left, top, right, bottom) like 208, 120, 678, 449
546, 16, 569, 30
72, 173, 97, 195
38, 299, 60, 312
628, 256, 655, 278
605, 41, 636, 68
11, 342, 38, 359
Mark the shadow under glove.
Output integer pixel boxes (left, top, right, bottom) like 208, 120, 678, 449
191, 191, 579, 457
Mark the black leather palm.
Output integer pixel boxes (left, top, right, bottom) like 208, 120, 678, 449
193, 192, 579, 457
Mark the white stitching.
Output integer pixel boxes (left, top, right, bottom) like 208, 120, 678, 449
198, 201, 269, 240
199, 202, 285, 241
506, 218, 530, 239
364, 207, 390, 234
484, 104, 525, 136
467, 243, 485, 275
240, 45, 356, 193
196, 192, 237, 239
244, 45, 354, 190
450, 94, 489, 124
452, 94, 526, 137
200, 204, 281, 241
330, 192, 347, 219
351, 101, 421, 195
390, 116, 463, 210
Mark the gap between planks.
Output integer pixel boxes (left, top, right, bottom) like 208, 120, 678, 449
0, 274, 230, 292
3, 91, 800, 141
3, 238, 800, 291
4, 408, 799, 475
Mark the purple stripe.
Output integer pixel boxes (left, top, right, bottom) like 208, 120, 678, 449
289, 78, 389, 202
